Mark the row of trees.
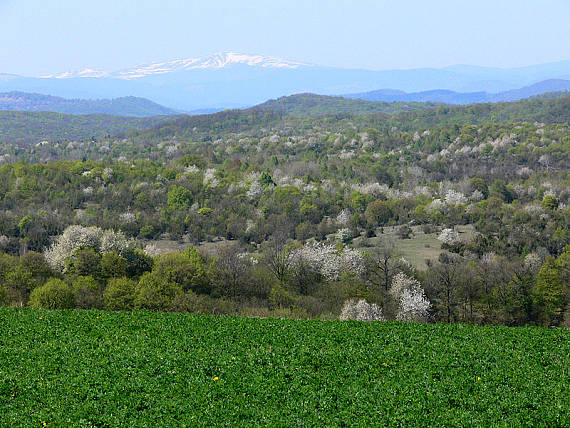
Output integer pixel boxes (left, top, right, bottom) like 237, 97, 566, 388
1, 225, 567, 327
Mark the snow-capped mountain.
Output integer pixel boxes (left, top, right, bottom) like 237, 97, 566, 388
42, 52, 311, 80
42, 69, 110, 79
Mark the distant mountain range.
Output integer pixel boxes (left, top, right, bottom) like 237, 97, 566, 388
0, 92, 179, 117
1, 52, 569, 111
343, 79, 570, 104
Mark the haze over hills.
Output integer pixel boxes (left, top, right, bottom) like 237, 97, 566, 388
0, 92, 180, 117
1, 52, 569, 111
344, 79, 570, 104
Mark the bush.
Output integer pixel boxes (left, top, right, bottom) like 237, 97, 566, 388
134, 272, 182, 311
100, 252, 128, 279
397, 225, 413, 239
103, 277, 136, 310
339, 299, 385, 321
28, 278, 74, 309
152, 248, 210, 294
170, 291, 235, 315
72, 276, 102, 309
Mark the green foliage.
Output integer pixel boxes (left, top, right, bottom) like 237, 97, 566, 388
72, 275, 102, 309
100, 251, 128, 279
0, 110, 168, 144
134, 272, 182, 311
167, 185, 193, 211
65, 247, 101, 277
532, 252, 568, 325
152, 248, 210, 294
1, 308, 568, 426
72, 275, 99, 293
541, 194, 559, 210
103, 277, 136, 310
365, 200, 392, 226
28, 278, 74, 309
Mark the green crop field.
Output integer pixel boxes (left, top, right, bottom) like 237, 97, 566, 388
1, 308, 568, 427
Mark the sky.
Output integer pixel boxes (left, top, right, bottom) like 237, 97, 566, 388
1, 0, 569, 76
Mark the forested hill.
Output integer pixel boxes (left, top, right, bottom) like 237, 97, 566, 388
388, 96, 570, 130
1, 94, 568, 145
134, 95, 570, 142
0, 92, 180, 117
0, 111, 173, 144
251, 93, 441, 116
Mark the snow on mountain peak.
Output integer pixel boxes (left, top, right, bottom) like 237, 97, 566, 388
41, 69, 110, 79
42, 52, 310, 80
113, 52, 310, 79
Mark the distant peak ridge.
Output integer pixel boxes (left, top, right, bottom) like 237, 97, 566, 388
42, 52, 311, 80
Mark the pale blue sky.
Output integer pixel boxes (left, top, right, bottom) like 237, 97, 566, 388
1, 0, 569, 76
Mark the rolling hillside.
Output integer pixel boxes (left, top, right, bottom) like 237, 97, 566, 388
0, 92, 179, 117
0, 111, 172, 144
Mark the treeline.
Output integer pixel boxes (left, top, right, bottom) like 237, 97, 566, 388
1, 225, 567, 327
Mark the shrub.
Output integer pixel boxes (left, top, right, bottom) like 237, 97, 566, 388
100, 251, 128, 279
72, 275, 102, 309
103, 277, 136, 310
134, 272, 182, 311
152, 248, 210, 294
397, 225, 413, 239
28, 278, 74, 309
339, 299, 385, 321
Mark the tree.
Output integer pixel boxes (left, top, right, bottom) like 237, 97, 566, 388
367, 241, 399, 292
152, 247, 210, 294
365, 200, 392, 227
72, 275, 102, 309
103, 277, 136, 310
390, 272, 431, 322
29, 278, 74, 309
65, 247, 101, 277
44, 225, 133, 272
541, 195, 558, 211
532, 252, 568, 326
167, 185, 193, 211
134, 272, 182, 311
470, 177, 488, 199
263, 232, 292, 282
339, 299, 384, 321
426, 253, 462, 323
211, 243, 253, 298
490, 180, 513, 202
100, 251, 128, 279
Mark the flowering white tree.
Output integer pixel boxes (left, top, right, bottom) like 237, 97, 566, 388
339, 299, 385, 321
445, 190, 467, 205
437, 228, 460, 245
336, 209, 351, 226
390, 272, 431, 322
336, 228, 352, 244
203, 168, 219, 188
427, 198, 445, 213
288, 242, 365, 281
44, 225, 134, 272
246, 181, 263, 199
